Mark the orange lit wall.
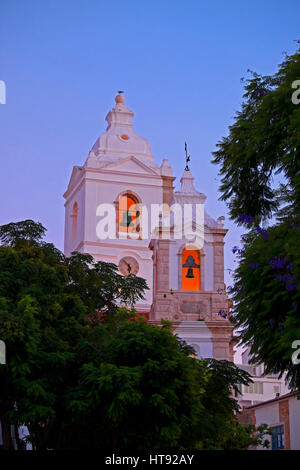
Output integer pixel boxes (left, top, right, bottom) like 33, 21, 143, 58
182, 249, 200, 291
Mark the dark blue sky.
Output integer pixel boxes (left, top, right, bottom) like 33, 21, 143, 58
0, 0, 299, 284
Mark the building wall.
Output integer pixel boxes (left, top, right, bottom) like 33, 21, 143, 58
239, 393, 300, 450
289, 396, 300, 450
64, 164, 165, 309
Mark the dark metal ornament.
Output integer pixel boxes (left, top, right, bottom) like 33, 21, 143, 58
120, 210, 134, 227
186, 267, 195, 278
184, 141, 191, 171
182, 255, 200, 279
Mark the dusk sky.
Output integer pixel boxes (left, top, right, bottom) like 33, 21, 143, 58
1, 0, 299, 284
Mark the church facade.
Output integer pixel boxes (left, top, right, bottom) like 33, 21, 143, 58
64, 93, 234, 361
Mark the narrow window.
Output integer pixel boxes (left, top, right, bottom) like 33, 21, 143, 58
72, 202, 78, 245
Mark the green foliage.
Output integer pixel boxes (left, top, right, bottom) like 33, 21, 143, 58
212, 45, 300, 224
232, 223, 300, 389
0, 220, 147, 449
0, 219, 46, 247
68, 318, 206, 449
211, 43, 300, 391
0, 220, 267, 450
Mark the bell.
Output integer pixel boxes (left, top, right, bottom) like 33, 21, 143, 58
120, 210, 134, 227
182, 255, 200, 268
186, 267, 195, 278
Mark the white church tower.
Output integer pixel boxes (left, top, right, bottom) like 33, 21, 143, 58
64, 92, 234, 360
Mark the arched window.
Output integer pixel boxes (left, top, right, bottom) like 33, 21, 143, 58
182, 248, 200, 291
118, 193, 141, 237
71, 202, 78, 245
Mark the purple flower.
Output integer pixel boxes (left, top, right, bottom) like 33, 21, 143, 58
232, 245, 245, 255
286, 283, 297, 291
255, 226, 268, 240
256, 88, 267, 98
218, 309, 227, 319
249, 262, 260, 269
269, 256, 287, 270
239, 215, 255, 224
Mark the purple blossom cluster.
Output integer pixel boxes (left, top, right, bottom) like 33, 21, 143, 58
255, 88, 268, 98
232, 245, 245, 255
238, 214, 268, 240
269, 256, 292, 270
239, 215, 255, 224
228, 216, 299, 332
274, 274, 297, 291
218, 309, 234, 323
290, 222, 300, 230
218, 309, 228, 319
269, 256, 297, 291
255, 225, 268, 240
249, 262, 260, 269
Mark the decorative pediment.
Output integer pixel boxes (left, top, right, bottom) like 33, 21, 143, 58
100, 155, 160, 176
63, 166, 83, 199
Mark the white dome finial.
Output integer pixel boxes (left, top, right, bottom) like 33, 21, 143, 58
115, 91, 125, 104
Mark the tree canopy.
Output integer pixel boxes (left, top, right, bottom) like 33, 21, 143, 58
212, 44, 300, 390
0, 220, 270, 450
212, 43, 300, 224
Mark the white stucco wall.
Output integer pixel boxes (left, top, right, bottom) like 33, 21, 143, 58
174, 321, 213, 358
289, 396, 300, 450
64, 181, 85, 256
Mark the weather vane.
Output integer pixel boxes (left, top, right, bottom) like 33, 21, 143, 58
184, 142, 191, 171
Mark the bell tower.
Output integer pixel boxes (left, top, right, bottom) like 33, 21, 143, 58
150, 167, 234, 361
64, 92, 233, 360
63, 93, 174, 314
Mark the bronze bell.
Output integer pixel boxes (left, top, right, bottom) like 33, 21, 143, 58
186, 267, 195, 278
182, 255, 200, 268
120, 210, 134, 227
182, 255, 200, 279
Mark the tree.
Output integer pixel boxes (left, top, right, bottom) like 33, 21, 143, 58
0, 220, 147, 449
0, 220, 269, 449
212, 43, 300, 224
211, 43, 300, 390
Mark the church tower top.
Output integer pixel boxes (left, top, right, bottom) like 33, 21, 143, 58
173, 143, 207, 205
174, 169, 206, 203
105, 91, 134, 129
90, 92, 155, 164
